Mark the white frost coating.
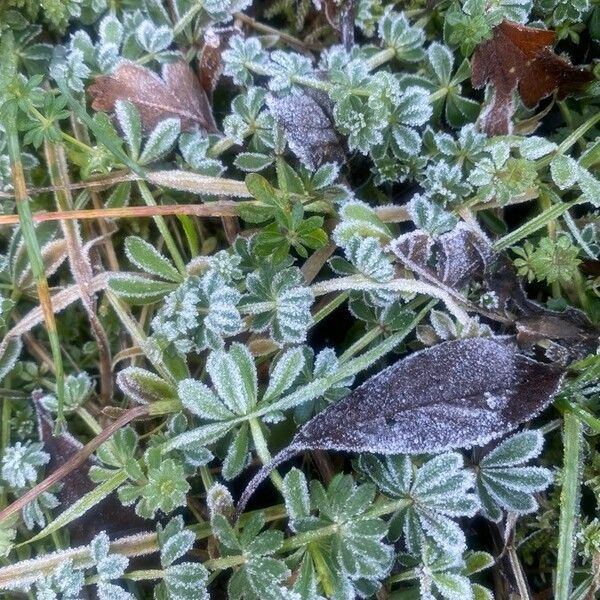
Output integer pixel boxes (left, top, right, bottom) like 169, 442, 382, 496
124, 236, 179, 282
418, 510, 466, 555
292, 336, 564, 457
114, 100, 141, 158
429, 310, 458, 340
412, 453, 465, 495
482, 466, 553, 493
431, 571, 474, 600
312, 275, 471, 325
476, 429, 552, 519
427, 41, 453, 81
332, 200, 391, 246
0, 337, 22, 383
519, 136, 557, 160
207, 483, 234, 521
139, 118, 181, 165
147, 170, 251, 197
282, 468, 311, 529
550, 155, 580, 190
344, 236, 394, 283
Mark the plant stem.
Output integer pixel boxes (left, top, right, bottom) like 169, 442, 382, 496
312, 292, 349, 324
137, 181, 187, 275
537, 110, 600, 169
172, 0, 204, 34
105, 291, 177, 384
44, 139, 113, 405
311, 276, 470, 325
258, 301, 434, 417
248, 417, 283, 491
339, 326, 382, 362
555, 411, 584, 600
366, 47, 396, 69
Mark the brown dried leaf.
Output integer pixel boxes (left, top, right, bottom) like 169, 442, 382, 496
198, 27, 237, 98
88, 60, 217, 133
471, 20, 593, 135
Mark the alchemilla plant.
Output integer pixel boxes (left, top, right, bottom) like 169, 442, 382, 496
0, 0, 600, 597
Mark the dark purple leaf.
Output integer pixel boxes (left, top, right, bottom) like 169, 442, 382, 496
236, 336, 564, 515
34, 398, 149, 545
390, 223, 599, 358
390, 223, 492, 289
266, 90, 345, 170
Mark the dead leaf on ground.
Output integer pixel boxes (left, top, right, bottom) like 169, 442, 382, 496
390, 223, 600, 359
237, 335, 564, 514
266, 89, 345, 170
471, 20, 593, 135
198, 26, 238, 98
34, 398, 149, 545
88, 60, 218, 134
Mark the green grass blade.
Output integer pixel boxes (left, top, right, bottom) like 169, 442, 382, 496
555, 411, 583, 600
20, 471, 127, 546
494, 198, 582, 252
2, 110, 66, 429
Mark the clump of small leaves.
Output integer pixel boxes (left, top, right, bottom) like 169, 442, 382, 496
0, 0, 599, 599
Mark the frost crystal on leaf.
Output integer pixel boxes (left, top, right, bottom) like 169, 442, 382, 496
151, 272, 242, 354
1, 441, 49, 489
241, 265, 314, 344
475, 429, 553, 522
360, 453, 478, 554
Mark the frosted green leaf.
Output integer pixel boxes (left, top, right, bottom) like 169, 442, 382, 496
1, 441, 49, 489
379, 10, 425, 62
263, 347, 306, 403
125, 236, 181, 282
206, 343, 257, 415
475, 430, 553, 521
157, 516, 196, 568
139, 117, 180, 165
282, 468, 311, 528
550, 155, 580, 190
519, 136, 556, 160
333, 201, 392, 245
222, 423, 250, 480
178, 379, 234, 421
